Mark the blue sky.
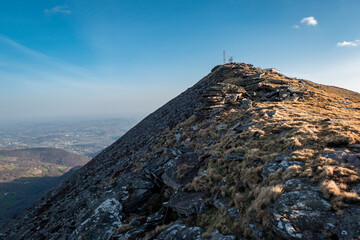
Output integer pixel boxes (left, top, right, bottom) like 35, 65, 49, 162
1, 0, 360, 122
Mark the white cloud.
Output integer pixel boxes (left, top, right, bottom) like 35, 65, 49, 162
300, 16, 318, 26
336, 40, 360, 47
44, 5, 71, 14
291, 25, 300, 29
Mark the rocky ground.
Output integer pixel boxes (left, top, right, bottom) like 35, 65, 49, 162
2, 63, 360, 239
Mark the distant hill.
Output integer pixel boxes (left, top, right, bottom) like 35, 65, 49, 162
0, 148, 89, 227
0, 148, 89, 182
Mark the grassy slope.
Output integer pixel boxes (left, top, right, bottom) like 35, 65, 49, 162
143, 66, 360, 237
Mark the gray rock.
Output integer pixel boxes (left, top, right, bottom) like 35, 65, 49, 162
129, 219, 141, 227
162, 153, 199, 191
216, 124, 228, 131
174, 134, 181, 143
240, 98, 252, 109
268, 178, 335, 240
154, 224, 203, 240
268, 178, 360, 240
262, 154, 304, 179
224, 152, 245, 162
322, 149, 360, 169
279, 90, 291, 99
265, 110, 277, 118
131, 178, 155, 189
169, 192, 209, 216
73, 198, 123, 240
232, 122, 254, 132
213, 197, 231, 209
209, 230, 237, 240
226, 208, 240, 218
246, 73, 265, 80
349, 144, 360, 153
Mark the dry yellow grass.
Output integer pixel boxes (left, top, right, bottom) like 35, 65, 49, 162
139, 65, 360, 238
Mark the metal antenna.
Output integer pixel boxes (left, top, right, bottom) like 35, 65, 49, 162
223, 50, 226, 64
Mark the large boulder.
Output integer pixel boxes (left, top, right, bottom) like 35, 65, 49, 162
268, 178, 360, 240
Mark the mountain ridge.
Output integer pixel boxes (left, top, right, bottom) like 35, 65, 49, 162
2, 63, 360, 240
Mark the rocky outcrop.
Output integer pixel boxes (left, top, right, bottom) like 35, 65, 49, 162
268, 178, 360, 240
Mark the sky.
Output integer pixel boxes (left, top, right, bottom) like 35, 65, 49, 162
1, 0, 360, 122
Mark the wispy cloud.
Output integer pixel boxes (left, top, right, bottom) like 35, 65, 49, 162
300, 16, 318, 26
336, 40, 360, 47
291, 25, 300, 29
0, 34, 94, 84
0, 35, 50, 60
44, 5, 71, 15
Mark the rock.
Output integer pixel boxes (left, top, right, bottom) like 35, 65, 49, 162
261, 154, 304, 179
174, 134, 181, 143
74, 198, 123, 239
322, 149, 360, 169
226, 208, 240, 218
246, 73, 265, 80
213, 197, 240, 218
265, 110, 277, 118
240, 98, 252, 109
154, 224, 238, 240
192, 125, 199, 130
129, 219, 141, 227
211, 65, 222, 73
154, 224, 203, 240
197, 83, 247, 116
349, 144, 360, 153
248, 223, 267, 240
162, 153, 199, 190
337, 206, 360, 239
131, 179, 155, 189
209, 230, 237, 240
213, 197, 231, 209
268, 178, 335, 239
279, 90, 290, 99
169, 192, 208, 216
224, 153, 245, 162
115, 224, 148, 239
270, 178, 360, 240
232, 122, 255, 132
216, 124, 228, 131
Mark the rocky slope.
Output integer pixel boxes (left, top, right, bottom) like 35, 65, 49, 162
2, 63, 360, 240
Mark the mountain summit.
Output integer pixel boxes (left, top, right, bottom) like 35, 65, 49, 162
2, 63, 360, 239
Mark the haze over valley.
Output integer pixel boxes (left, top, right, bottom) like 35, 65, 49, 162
0, 117, 139, 157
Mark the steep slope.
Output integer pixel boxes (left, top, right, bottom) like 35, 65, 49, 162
2, 63, 360, 240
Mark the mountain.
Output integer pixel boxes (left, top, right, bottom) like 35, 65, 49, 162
2, 63, 360, 240
0, 148, 89, 227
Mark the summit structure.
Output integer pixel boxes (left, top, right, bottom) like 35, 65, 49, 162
2, 63, 360, 239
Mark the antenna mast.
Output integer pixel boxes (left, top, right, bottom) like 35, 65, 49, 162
223, 50, 226, 64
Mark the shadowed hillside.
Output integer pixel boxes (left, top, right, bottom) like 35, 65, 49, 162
0, 148, 89, 228
0, 168, 79, 228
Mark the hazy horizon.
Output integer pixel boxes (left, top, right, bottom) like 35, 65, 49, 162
1, 0, 360, 122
